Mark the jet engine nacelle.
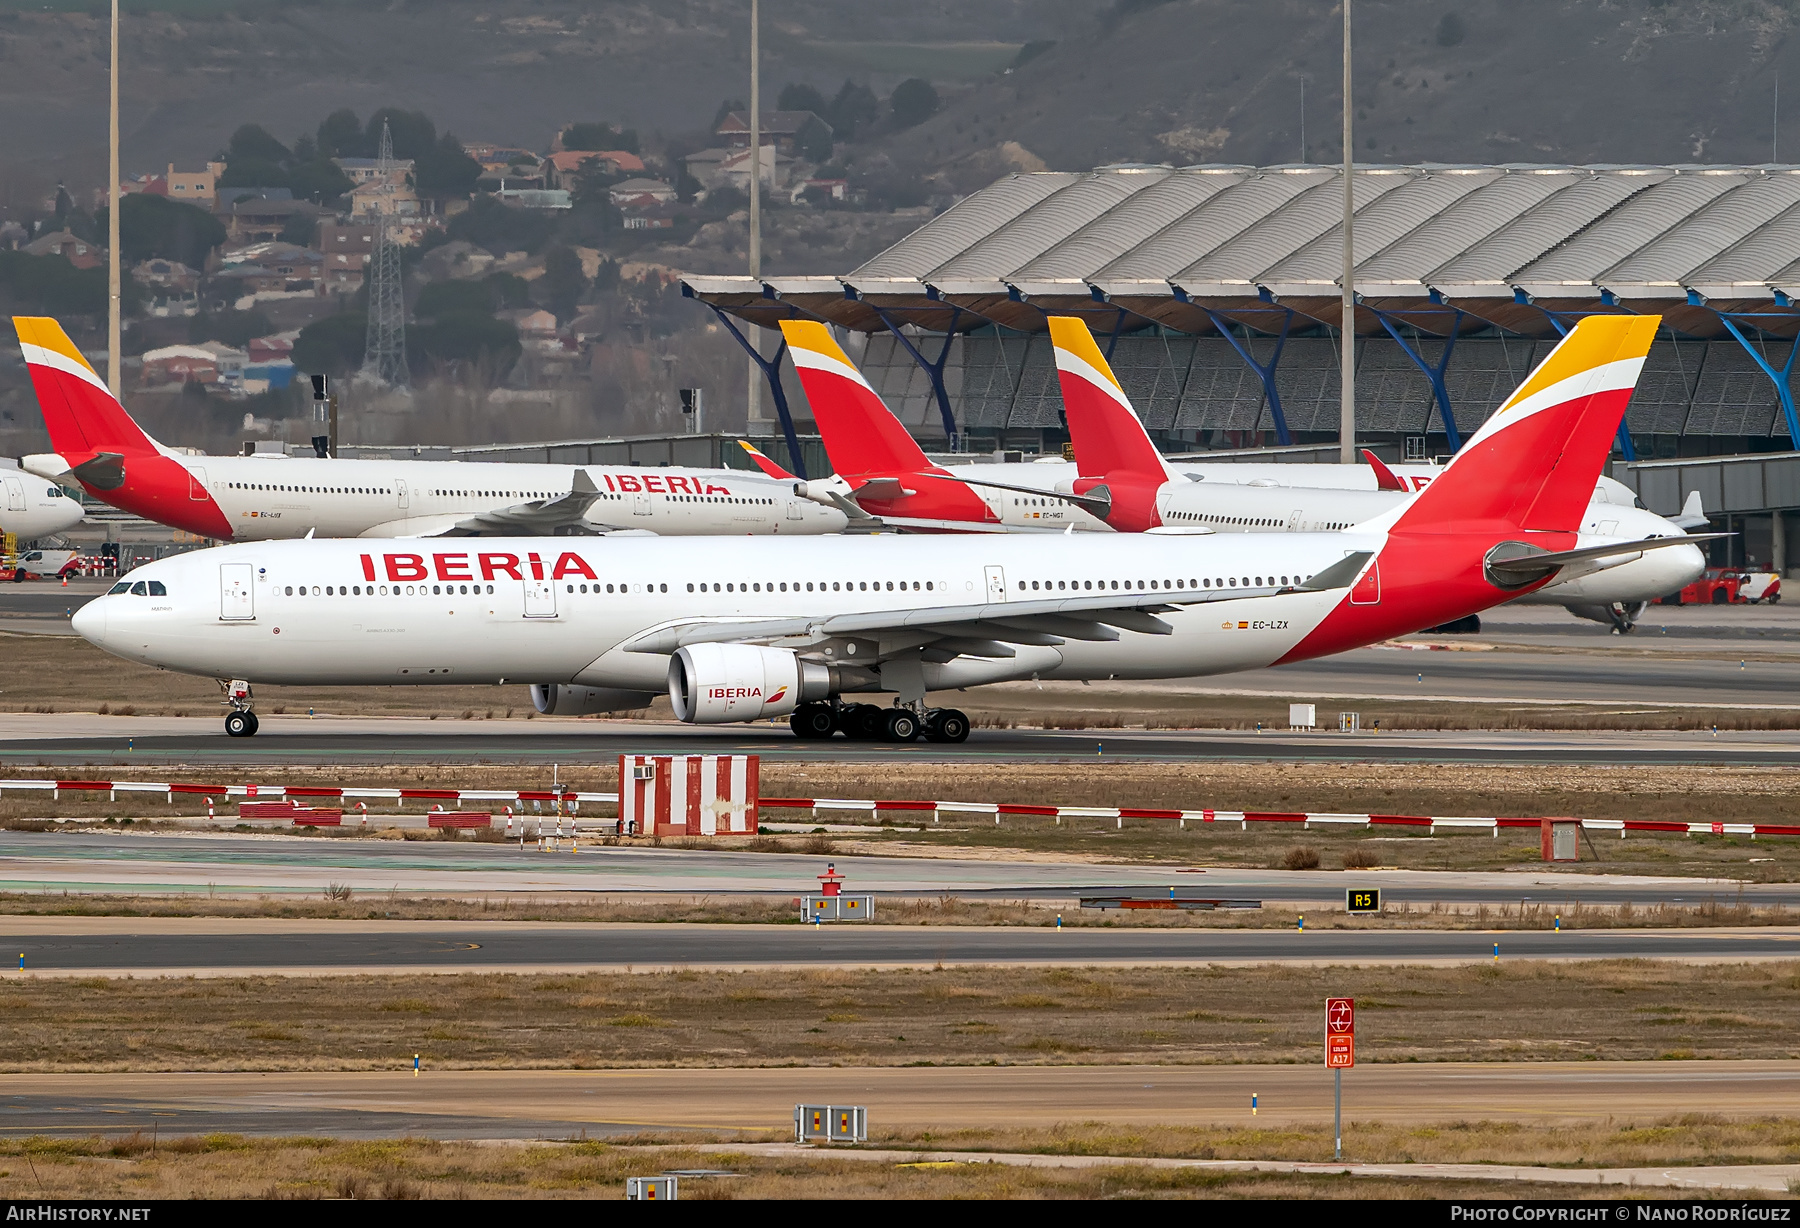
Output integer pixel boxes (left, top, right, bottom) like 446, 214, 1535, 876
529, 683, 657, 715
668, 644, 832, 723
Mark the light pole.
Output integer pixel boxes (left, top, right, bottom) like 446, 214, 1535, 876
745, 0, 768, 436
1338, 0, 1356, 464
107, 0, 121, 398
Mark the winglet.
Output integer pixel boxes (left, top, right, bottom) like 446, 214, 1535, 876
779, 320, 933, 478
737, 440, 795, 480
14, 316, 159, 457
1361, 448, 1405, 492
1046, 316, 1164, 478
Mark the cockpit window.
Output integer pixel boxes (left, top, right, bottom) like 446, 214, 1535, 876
129, 581, 147, 596
107, 582, 129, 594
148, 581, 166, 596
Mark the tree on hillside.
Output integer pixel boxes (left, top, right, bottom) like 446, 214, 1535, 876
890, 79, 939, 129
95, 195, 226, 270
829, 80, 879, 141
227, 124, 290, 165
291, 311, 366, 376
316, 109, 368, 160
561, 122, 640, 154
365, 108, 437, 161
414, 277, 500, 319
410, 311, 520, 379
415, 133, 483, 198
288, 158, 355, 205
539, 245, 587, 321
777, 83, 828, 116
445, 194, 555, 255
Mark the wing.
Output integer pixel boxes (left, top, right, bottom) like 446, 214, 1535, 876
432, 470, 614, 537
622, 553, 1370, 658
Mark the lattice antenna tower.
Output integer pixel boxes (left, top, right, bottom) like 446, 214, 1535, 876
360, 120, 408, 388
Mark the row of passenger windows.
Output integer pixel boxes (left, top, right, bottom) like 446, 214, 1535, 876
434, 489, 548, 499
106, 580, 166, 595
1021, 575, 1306, 591
229, 482, 393, 495
283, 584, 496, 597
1167, 510, 1351, 531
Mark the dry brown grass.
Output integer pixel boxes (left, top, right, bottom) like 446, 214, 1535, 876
7, 961, 1800, 1073
0, 1134, 1716, 1200
873, 1115, 1800, 1168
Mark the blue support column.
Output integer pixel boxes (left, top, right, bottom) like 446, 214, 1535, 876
1103, 307, 1127, 361
1374, 308, 1464, 453
1715, 313, 1800, 449
704, 305, 807, 479
1199, 307, 1293, 446
873, 305, 964, 449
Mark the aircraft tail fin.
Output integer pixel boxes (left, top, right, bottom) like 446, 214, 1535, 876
14, 317, 159, 457
1385, 315, 1659, 536
1046, 316, 1165, 478
737, 440, 796, 480
779, 320, 934, 478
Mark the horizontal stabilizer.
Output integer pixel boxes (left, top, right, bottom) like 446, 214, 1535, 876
1485, 533, 1730, 587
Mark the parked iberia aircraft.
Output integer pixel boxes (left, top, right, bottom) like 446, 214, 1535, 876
13, 318, 845, 540
1041, 316, 1708, 632
74, 316, 1695, 741
0, 461, 84, 543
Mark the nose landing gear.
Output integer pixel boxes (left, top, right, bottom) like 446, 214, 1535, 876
220, 679, 259, 737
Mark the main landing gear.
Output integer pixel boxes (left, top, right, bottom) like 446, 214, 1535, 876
789, 700, 970, 744
221, 679, 259, 737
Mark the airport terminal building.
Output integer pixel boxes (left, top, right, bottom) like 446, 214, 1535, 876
686, 163, 1800, 572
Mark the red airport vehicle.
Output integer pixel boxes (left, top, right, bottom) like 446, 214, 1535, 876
1658, 568, 1750, 605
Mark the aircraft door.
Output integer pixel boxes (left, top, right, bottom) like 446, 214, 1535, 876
219, 562, 255, 621
188, 467, 209, 501
984, 565, 1008, 602
4, 477, 23, 511
523, 576, 557, 618
633, 493, 652, 516
395, 480, 409, 510
1288, 508, 1304, 532
784, 498, 804, 521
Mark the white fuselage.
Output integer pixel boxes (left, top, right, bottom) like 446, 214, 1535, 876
193, 456, 846, 538
938, 463, 1699, 603
75, 533, 1383, 694
0, 469, 84, 541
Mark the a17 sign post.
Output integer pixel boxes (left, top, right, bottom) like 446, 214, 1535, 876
1326, 997, 1354, 1160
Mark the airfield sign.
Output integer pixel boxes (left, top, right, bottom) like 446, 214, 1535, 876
1326, 996, 1355, 1068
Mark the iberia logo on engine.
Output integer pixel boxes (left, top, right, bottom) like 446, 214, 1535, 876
767, 686, 788, 705
708, 687, 762, 699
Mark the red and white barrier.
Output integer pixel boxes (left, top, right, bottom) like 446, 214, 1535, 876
3, 775, 1793, 842
757, 797, 1800, 840
620, 755, 758, 837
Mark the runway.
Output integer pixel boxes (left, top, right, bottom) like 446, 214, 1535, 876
3, 916, 1796, 975
0, 829, 1788, 906
4, 712, 1798, 766
1, 1061, 1794, 1137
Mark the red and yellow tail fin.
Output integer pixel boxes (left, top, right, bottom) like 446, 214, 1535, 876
779, 320, 933, 479
1390, 315, 1659, 534
737, 439, 795, 480
14, 317, 158, 457
1046, 316, 1165, 478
